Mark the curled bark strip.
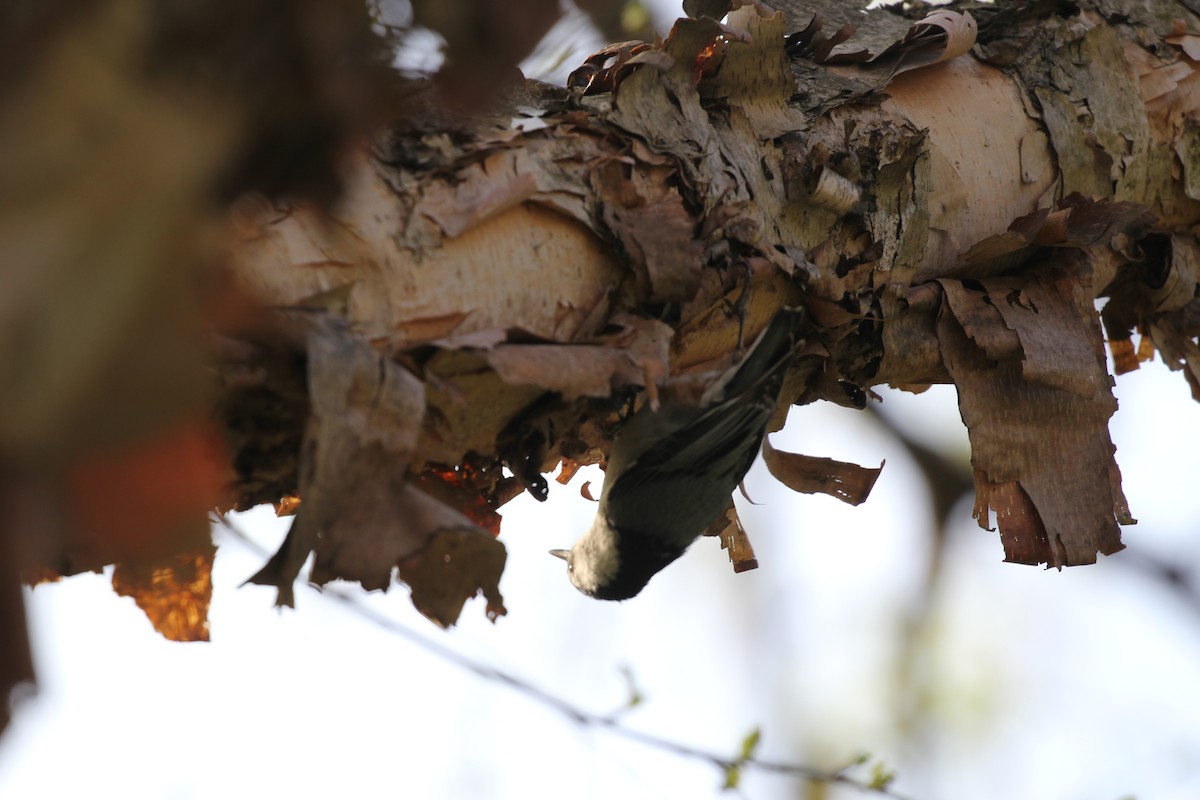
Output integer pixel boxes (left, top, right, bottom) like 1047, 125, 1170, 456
762, 436, 883, 506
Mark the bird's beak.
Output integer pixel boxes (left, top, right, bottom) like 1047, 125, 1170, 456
548, 549, 570, 562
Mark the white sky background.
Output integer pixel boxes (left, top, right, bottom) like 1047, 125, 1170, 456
3, 360, 1199, 800
5, 3, 1200, 799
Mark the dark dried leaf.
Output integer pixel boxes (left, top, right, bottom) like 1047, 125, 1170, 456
248, 320, 427, 604
397, 525, 507, 628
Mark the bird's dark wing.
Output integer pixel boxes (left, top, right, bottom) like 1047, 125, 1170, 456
602, 310, 799, 539
603, 395, 773, 538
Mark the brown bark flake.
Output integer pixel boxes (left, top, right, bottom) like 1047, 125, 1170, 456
937, 277, 1131, 568
761, 436, 883, 506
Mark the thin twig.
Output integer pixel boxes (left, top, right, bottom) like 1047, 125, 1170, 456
214, 514, 915, 800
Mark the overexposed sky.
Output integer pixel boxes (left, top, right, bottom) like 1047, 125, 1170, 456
2, 355, 1199, 800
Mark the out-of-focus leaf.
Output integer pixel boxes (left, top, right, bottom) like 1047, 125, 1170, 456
739, 727, 762, 760
410, 0, 559, 112
617, 664, 644, 711
113, 547, 215, 642
720, 726, 762, 791
64, 420, 229, 570
868, 760, 896, 790
1, 0, 393, 665
720, 764, 742, 791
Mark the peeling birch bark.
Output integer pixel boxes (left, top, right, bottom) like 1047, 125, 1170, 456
10, 0, 1200, 635
215, 0, 1200, 621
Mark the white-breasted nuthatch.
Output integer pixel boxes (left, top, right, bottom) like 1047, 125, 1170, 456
550, 309, 801, 600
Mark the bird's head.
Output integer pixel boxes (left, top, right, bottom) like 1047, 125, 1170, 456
550, 515, 621, 598
551, 514, 684, 601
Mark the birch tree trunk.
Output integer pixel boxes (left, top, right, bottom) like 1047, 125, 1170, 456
4, 0, 1200, 657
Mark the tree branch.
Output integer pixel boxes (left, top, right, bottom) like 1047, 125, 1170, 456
217, 513, 916, 799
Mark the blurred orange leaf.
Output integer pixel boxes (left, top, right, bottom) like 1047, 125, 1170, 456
66, 419, 229, 565
112, 547, 215, 642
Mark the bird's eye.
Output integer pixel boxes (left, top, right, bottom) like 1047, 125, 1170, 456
567, 559, 574, 573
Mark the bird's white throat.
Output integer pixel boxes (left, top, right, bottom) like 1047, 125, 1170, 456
568, 514, 621, 594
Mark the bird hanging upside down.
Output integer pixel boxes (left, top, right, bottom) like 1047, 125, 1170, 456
551, 309, 802, 600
